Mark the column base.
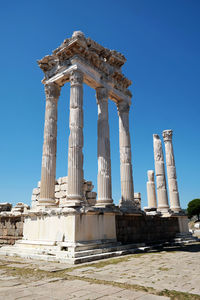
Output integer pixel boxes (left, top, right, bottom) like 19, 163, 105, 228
95, 199, 114, 208
62, 200, 83, 207
170, 206, 182, 213
38, 198, 57, 208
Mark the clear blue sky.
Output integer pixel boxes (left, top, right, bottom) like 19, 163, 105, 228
0, 0, 199, 209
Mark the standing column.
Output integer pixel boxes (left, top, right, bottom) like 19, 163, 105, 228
66, 70, 84, 206
39, 82, 60, 207
117, 102, 134, 207
153, 134, 169, 213
162, 130, 181, 212
147, 170, 157, 209
96, 87, 113, 206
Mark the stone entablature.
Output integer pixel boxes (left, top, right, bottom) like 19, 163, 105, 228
38, 31, 132, 103
31, 177, 97, 208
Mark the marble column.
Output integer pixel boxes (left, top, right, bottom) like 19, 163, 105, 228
117, 102, 134, 207
153, 134, 169, 213
162, 130, 181, 212
146, 170, 157, 209
96, 87, 113, 206
39, 82, 60, 207
66, 70, 84, 206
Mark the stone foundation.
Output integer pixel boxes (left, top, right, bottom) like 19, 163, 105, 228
116, 214, 181, 244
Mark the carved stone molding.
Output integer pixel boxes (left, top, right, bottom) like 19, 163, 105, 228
70, 70, 83, 86
38, 31, 132, 97
162, 129, 173, 142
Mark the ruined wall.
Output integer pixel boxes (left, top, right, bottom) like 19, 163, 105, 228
0, 203, 28, 246
0, 215, 24, 245
32, 177, 97, 208
116, 214, 180, 244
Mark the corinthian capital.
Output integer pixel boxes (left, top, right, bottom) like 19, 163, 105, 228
45, 82, 61, 99
70, 70, 83, 86
96, 87, 108, 103
117, 101, 130, 114
162, 129, 173, 142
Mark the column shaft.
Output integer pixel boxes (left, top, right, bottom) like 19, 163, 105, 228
146, 170, 157, 209
67, 70, 84, 206
162, 130, 181, 212
96, 87, 113, 206
153, 134, 169, 213
117, 102, 134, 207
39, 82, 60, 206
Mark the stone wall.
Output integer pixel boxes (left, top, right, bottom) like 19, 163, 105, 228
0, 215, 24, 245
116, 214, 180, 244
0, 202, 29, 246
31, 177, 97, 208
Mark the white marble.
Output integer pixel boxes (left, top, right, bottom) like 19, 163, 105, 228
117, 102, 135, 208
39, 83, 60, 207
66, 70, 84, 207
96, 87, 113, 206
163, 130, 181, 212
146, 170, 157, 209
153, 134, 169, 213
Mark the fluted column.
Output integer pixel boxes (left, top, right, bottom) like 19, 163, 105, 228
117, 102, 134, 207
162, 130, 181, 212
146, 170, 157, 209
96, 87, 113, 206
39, 82, 60, 207
153, 134, 169, 213
66, 70, 84, 206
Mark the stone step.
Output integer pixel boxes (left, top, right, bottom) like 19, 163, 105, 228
0, 243, 150, 264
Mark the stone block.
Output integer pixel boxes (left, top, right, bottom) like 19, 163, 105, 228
57, 177, 62, 185
86, 192, 97, 199
155, 161, 165, 176
32, 188, 40, 195
60, 184, 68, 191
55, 185, 60, 192
31, 195, 37, 201
0, 203, 12, 212
61, 176, 68, 184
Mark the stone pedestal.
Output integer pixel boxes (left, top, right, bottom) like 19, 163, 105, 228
96, 87, 113, 207
117, 102, 135, 208
162, 130, 181, 212
66, 70, 84, 207
146, 170, 157, 209
39, 83, 60, 207
153, 134, 169, 213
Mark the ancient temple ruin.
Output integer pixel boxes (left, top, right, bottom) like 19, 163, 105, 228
0, 31, 193, 263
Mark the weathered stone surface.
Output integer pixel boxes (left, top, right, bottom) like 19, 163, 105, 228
66, 70, 84, 207
117, 102, 135, 208
0, 203, 12, 212
39, 82, 61, 207
146, 170, 157, 209
96, 87, 113, 207
31, 177, 97, 208
162, 130, 181, 212
153, 134, 169, 213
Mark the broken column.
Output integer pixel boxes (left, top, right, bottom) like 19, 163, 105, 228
162, 130, 181, 212
39, 82, 60, 207
96, 87, 113, 206
146, 170, 157, 209
66, 70, 84, 207
117, 102, 135, 208
153, 134, 169, 213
